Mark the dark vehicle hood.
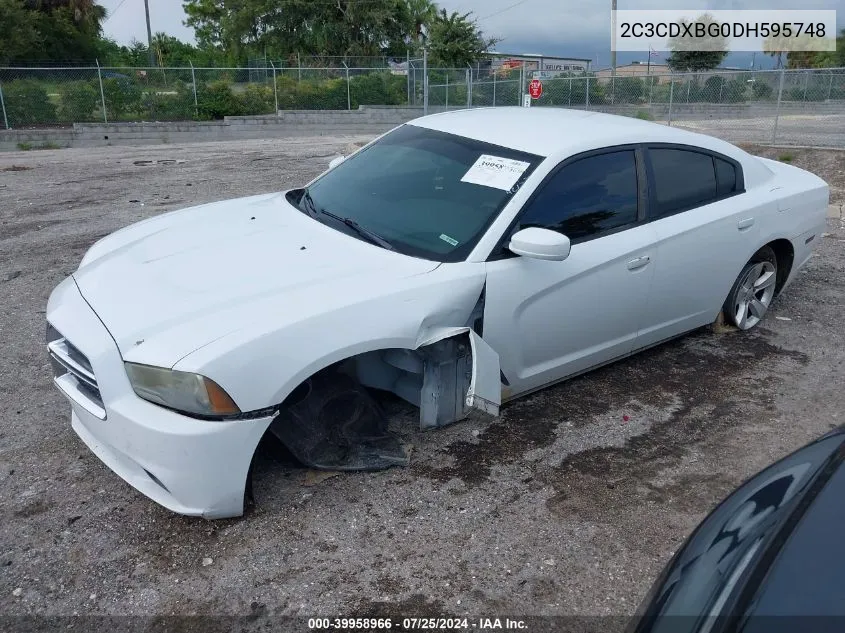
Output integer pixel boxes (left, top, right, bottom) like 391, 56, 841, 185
629, 426, 845, 633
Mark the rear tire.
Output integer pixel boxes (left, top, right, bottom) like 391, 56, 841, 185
723, 246, 778, 330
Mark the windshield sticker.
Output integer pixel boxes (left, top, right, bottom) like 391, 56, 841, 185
461, 154, 531, 191
439, 234, 459, 246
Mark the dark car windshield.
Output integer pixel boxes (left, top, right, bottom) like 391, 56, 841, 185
298, 124, 543, 262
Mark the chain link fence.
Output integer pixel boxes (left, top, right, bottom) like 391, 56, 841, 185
1, 64, 844, 146
513, 67, 845, 146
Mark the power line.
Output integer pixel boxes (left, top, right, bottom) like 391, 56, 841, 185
104, 0, 130, 24
479, 0, 531, 21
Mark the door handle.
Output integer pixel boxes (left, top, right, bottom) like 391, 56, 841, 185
737, 217, 755, 230
627, 255, 651, 271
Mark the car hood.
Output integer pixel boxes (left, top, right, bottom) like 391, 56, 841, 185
73, 192, 440, 364
629, 426, 845, 633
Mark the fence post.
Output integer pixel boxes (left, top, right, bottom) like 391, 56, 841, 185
423, 47, 429, 116
445, 73, 449, 108
585, 76, 590, 110
569, 76, 572, 106
466, 66, 471, 109
492, 68, 496, 106
0, 81, 9, 130
648, 75, 653, 105
189, 61, 199, 115
803, 71, 809, 101
297, 54, 301, 83
772, 67, 786, 144
343, 62, 351, 110
96, 60, 108, 124
519, 63, 525, 104
828, 72, 834, 100
668, 75, 674, 126
406, 50, 411, 105
270, 61, 278, 113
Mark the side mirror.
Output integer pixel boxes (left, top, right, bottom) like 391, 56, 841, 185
328, 155, 346, 170
508, 227, 571, 261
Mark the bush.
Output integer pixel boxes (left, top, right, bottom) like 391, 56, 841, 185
3, 80, 56, 127
611, 77, 644, 103
721, 79, 748, 103
291, 78, 348, 110
751, 80, 774, 99
350, 72, 406, 107
238, 84, 275, 115
143, 82, 195, 120
196, 81, 243, 119
702, 76, 726, 102
102, 77, 143, 118
58, 81, 100, 122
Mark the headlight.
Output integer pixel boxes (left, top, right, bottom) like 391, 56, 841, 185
124, 362, 240, 417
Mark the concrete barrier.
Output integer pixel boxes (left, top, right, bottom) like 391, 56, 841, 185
3, 102, 844, 151
0, 106, 428, 151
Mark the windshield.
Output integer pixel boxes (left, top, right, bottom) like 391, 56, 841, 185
300, 124, 543, 262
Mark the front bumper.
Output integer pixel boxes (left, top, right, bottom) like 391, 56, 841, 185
46, 276, 274, 519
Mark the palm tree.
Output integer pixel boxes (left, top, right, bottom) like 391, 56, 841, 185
406, 0, 437, 43
24, 0, 106, 25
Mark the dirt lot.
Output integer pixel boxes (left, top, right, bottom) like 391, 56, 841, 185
1, 139, 843, 625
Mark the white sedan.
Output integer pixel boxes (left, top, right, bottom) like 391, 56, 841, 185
46, 108, 829, 518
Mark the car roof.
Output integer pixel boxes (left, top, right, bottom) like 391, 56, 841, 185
408, 107, 746, 160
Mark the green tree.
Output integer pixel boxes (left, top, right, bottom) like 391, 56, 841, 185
427, 9, 497, 67
0, 0, 106, 62
666, 13, 728, 72
183, 0, 416, 61
0, 0, 43, 63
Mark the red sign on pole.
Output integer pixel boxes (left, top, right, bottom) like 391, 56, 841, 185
529, 79, 543, 99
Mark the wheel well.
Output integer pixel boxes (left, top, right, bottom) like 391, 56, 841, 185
766, 238, 794, 295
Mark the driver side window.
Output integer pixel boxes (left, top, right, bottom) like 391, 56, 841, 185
516, 150, 639, 243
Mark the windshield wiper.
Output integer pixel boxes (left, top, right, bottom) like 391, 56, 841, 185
298, 188, 320, 218
319, 209, 397, 252
298, 187, 396, 252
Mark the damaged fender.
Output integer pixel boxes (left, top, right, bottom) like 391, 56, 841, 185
416, 327, 501, 429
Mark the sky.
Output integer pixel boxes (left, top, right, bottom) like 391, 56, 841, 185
100, 0, 844, 69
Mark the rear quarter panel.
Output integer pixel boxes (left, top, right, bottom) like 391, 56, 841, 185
752, 157, 829, 285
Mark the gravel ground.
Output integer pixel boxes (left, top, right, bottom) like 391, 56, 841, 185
671, 114, 845, 148
1, 138, 843, 625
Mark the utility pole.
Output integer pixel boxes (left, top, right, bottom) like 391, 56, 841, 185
144, 0, 155, 67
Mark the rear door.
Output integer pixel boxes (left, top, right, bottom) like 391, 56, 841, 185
635, 145, 764, 349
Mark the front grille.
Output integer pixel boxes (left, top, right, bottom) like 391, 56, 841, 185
47, 323, 105, 418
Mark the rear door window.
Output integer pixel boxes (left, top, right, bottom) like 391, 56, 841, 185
648, 148, 718, 219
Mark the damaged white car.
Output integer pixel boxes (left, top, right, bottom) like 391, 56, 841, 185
46, 108, 828, 518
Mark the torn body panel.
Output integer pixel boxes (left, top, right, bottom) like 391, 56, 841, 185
351, 326, 501, 431
268, 332, 501, 471
268, 294, 502, 471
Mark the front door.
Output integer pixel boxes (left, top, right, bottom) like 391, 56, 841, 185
482, 148, 657, 398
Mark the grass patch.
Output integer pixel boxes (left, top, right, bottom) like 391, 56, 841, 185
634, 109, 654, 121
778, 153, 794, 163
16, 141, 61, 151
